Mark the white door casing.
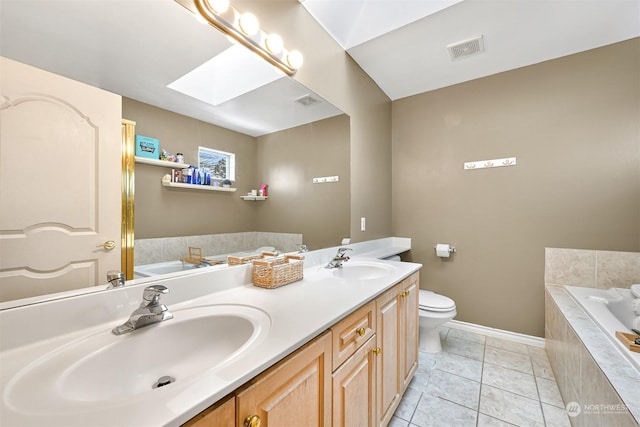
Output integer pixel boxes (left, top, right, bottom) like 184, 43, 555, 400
0, 56, 122, 302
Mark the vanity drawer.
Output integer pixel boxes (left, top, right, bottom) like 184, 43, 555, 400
331, 300, 376, 370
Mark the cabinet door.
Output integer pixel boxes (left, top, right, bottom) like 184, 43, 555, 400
236, 332, 332, 427
182, 395, 235, 427
376, 285, 401, 427
332, 336, 377, 427
400, 273, 419, 392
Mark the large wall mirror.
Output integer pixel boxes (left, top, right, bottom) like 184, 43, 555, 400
0, 0, 349, 306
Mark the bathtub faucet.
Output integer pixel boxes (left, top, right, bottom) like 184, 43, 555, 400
326, 247, 352, 269
195, 260, 215, 268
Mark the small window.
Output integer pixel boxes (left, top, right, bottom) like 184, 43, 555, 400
198, 146, 236, 181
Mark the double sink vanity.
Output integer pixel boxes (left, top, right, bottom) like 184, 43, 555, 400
0, 238, 421, 427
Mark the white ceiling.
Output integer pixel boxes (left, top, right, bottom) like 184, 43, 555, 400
302, 0, 640, 100
1, 0, 638, 135
0, 0, 342, 137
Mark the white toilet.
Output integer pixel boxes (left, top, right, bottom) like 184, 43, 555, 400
418, 290, 457, 353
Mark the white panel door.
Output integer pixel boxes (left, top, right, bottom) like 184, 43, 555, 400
0, 57, 122, 302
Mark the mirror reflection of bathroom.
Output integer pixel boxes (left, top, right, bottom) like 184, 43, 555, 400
0, 0, 351, 303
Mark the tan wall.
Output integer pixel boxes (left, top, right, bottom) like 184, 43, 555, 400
239, 0, 393, 243
123, 98, 257, 238
255, 115, 350, 250
128, 0, 394, 245
391, 39, 640, 337
124, 99, 350, 250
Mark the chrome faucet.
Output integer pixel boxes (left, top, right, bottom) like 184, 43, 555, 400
326, 247, 352, 269
112, 285, 174, 335
298, 244, 309, 253
195, 260, 214, 268
106, 270, 125, 289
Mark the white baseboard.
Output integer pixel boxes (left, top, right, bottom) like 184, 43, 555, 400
445, 319, 546, 348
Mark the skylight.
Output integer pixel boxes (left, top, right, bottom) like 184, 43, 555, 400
168, 44, 285, 106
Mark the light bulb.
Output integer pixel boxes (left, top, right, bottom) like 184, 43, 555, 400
239, 12, 259, 36
207, 0, 229, 14
265, 34, 283, 54
286, 50, 304, 69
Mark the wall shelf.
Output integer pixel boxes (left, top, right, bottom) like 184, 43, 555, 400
161, 179, 236, 192
241, 195, 268, 201
136, 156, 190, 168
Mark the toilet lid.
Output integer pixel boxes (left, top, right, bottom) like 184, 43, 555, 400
419, 290, 455, 312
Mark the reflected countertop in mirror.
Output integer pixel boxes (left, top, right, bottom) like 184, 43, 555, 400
0, 0, 351, 307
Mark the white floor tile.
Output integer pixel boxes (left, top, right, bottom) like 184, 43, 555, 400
434, 351, 483, 382
477, 413, 518, 426
484, 347, 534, 375
443, 336, 485, 361
425, 369, 481, 410
411, 395, 478, 427
447, 328, 487, 344
479, 385, 545, 427
486, 336, 530, 355
536, 376, 564, 408
541, 402, 572, 427
482, 362, 539, 401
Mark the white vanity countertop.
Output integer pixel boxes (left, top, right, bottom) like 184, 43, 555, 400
0, 251, 421, 427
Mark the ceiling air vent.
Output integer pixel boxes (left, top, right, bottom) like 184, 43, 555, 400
447, 35, 485, 61
295, 94, 321, 106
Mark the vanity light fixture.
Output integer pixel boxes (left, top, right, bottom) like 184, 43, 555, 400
193, 0, 303, 75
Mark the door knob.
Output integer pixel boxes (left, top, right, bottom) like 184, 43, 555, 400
97, 240, 116, 250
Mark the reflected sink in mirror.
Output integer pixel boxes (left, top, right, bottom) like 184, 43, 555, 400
4, 305, 271, 414
320, 261, 398, 281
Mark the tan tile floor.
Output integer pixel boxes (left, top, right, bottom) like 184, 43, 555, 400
390, 327, 569, 427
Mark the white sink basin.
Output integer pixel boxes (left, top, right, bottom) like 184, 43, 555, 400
4, 304, 270, 413
322, 260, 397, 280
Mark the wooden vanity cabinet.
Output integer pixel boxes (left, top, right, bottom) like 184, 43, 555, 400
182, 394, 235, 427
376, 273, 419, 427
235, 331, 332, 427
183, 273, 419, 427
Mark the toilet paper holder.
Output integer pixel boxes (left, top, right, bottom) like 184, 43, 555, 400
434, 244, 456, 255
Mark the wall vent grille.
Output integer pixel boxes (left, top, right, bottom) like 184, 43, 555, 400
447, 36, 485, 61
295, 94, 321, 106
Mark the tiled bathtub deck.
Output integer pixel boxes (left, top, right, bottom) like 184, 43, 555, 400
391, 327, 569, 427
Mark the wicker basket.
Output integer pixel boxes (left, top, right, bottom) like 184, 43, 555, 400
227, 251, 279, 265
251, 255, 304, 289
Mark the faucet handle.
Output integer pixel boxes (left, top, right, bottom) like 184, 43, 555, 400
337, 247, 353, 256
106, 270, 125, 289
142, 285, 169, 305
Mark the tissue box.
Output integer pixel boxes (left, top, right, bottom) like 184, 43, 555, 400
135, 135, 160, 159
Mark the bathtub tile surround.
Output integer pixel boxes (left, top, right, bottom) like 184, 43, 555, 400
544, 247, 640, 426
134, 231, 303, 265
545, 248, 640, 289
391, 326, 569, 427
